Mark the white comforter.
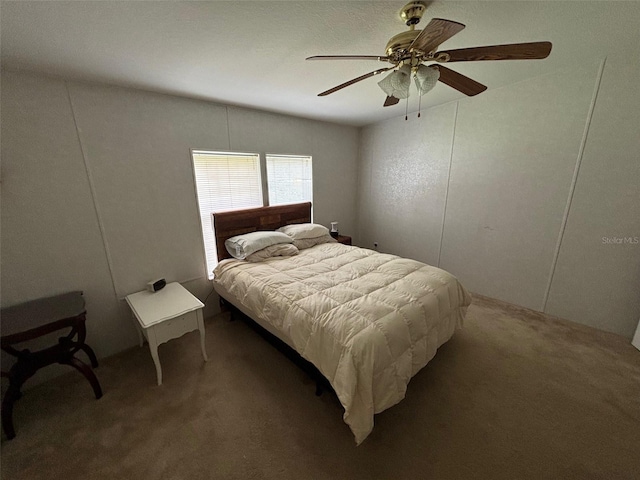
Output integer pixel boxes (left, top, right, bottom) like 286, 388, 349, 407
213, 243, 471, 444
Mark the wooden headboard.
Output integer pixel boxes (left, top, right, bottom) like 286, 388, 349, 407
213, 202, 312, 261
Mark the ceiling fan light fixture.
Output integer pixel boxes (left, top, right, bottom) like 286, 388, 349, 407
415, 64, 440, 95
377, 64, 411, 99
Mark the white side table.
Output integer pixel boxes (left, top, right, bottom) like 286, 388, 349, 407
125, 282, 208, 385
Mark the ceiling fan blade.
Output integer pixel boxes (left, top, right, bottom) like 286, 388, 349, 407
318, 67, 394, 96
435, 65, 487, 96
409, 18, 465, 54
437, 41, 552, 62
307, 55, 390, 62
384, 96, 400, 107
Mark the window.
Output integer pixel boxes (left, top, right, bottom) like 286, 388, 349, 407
192, 150, 312, 278
266, 155, 313, 206
192, 151, 263, 277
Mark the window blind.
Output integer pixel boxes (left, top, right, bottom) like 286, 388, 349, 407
266, 155, 313, 206
192, 151, 263, 278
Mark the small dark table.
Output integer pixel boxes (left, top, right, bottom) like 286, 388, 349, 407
1, 291, 102, 439
335, 235, 352, 246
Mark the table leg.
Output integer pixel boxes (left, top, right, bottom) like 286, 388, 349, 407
133, 316, 144, 347
197, 309, 208, 362
147, 330, 162, 386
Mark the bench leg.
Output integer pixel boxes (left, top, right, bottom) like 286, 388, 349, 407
1, 384, 21, 440
60, 357, 103, 399
76, 343, 99, 368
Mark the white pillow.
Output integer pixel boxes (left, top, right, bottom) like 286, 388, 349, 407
293, 234, 337, 250
277, 223, 330, 240
245, 243, 299, 263
225, 231, 292, 260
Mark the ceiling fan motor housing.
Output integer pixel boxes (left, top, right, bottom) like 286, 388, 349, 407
385, 30, 421, 57
387, 2, 428, 59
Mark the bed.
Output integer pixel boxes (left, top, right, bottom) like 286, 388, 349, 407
212, 202, 471, 444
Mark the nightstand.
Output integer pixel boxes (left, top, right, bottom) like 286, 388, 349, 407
125, 282, 208, 386
335, 235, 352, 246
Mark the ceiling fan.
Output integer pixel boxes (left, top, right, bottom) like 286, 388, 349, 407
307, 1, 552, 108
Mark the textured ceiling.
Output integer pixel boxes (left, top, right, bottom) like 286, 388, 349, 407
1, 1, 639, 126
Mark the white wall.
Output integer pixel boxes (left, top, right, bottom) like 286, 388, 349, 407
439, 63, 597, 311
1, 73, 126, 356
1, 71, 360, 360
357, 53, 640, 338
358, 103, 456, 266
544, 55, 640, 334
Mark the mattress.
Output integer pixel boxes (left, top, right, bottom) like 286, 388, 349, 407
213, 243, 471, 444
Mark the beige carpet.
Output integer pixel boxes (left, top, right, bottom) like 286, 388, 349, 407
2, 295, 639, 480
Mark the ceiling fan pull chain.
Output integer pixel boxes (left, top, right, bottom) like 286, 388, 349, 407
405, 96, 409, 121
418, 91, 422, 118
